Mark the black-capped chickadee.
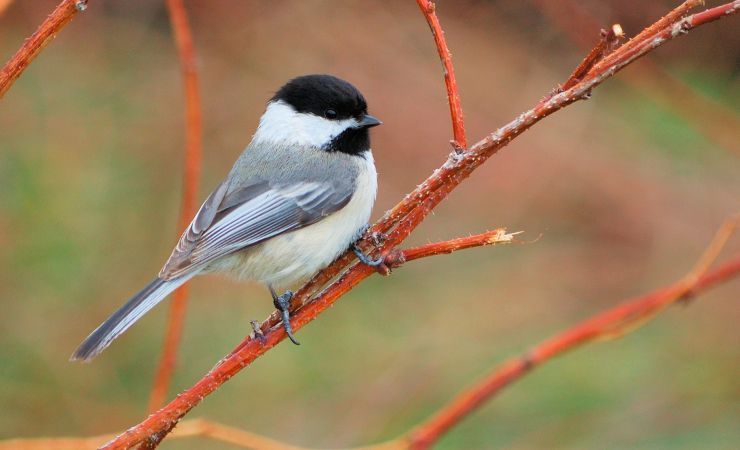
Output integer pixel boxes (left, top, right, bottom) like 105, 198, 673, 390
71, 74, 382, 361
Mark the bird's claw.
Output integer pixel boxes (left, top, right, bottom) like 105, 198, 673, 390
352, 243, 385, 267
270, 289, 300, 345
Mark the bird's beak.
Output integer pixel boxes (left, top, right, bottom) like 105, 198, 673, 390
357, 114, 382, 128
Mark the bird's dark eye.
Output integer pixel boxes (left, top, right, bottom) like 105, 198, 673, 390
324, 109, 337, 119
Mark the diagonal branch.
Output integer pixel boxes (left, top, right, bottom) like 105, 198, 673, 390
384, 228, 519, 268
0, 0, 89, 99
99, 2, 740, 448
405, 217, 738, 449
147, 0, 204, 413
415, 0, 467, 150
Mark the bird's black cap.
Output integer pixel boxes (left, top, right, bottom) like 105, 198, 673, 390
272, 74, 368, 120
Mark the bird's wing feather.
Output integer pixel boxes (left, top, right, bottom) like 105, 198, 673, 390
159, 179, 352, 280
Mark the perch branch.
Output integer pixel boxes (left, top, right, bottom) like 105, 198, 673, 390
99, 2, 740, 448
147, 0, 204, 413
0, 0, 88, 99
405, 217, 739, 449
415, 0, 467, 150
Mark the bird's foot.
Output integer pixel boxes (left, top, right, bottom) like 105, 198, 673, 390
271, 289, 300, 345
352, 243, 384, 267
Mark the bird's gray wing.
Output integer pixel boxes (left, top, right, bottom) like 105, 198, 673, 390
159, 179, 352, 280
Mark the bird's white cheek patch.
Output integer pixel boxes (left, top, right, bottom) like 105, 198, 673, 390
253, 100, 358, 149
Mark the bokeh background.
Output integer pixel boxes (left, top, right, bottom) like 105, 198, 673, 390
1, 1, 739, 448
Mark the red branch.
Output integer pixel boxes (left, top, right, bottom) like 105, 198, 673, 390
615, 0, 703, 59
560, 24, 624, 92
416, 0, 467, 150
96, 2, 739, 448
406, 254, 740, 449
384, 229, 517, 268
147, 0, 203, 412
0, 0, 88, 99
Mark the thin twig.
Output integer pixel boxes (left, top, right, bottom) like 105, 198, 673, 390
0, 0, 88, 99
147, 0, 204, 413
405, 218, 738, 449
537, 23, 624, 108
415, 0, 467, 151
560, 24, 624, 92
98, 3, 740, 448
384, 228, 518, 268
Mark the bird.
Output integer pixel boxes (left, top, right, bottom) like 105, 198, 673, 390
71, 74, 382, 362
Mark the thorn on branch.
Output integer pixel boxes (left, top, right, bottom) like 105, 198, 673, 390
250, 320, 266, 345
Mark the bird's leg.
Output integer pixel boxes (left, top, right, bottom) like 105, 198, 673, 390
269, 286, 300, 345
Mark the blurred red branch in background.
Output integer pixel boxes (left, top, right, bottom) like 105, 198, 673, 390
0, 0, 16, 17
415, 0, 467, 150
405, 217, 739, 449
0, 418, 306, 450
0, 0, 88, 99
98, 2, 738, 448
147, 0, 204, 413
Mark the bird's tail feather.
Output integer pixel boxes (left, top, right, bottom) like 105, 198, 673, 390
70, 275, 193, 362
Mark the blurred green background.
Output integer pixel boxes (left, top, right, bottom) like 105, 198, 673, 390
1, 1, 739, 448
